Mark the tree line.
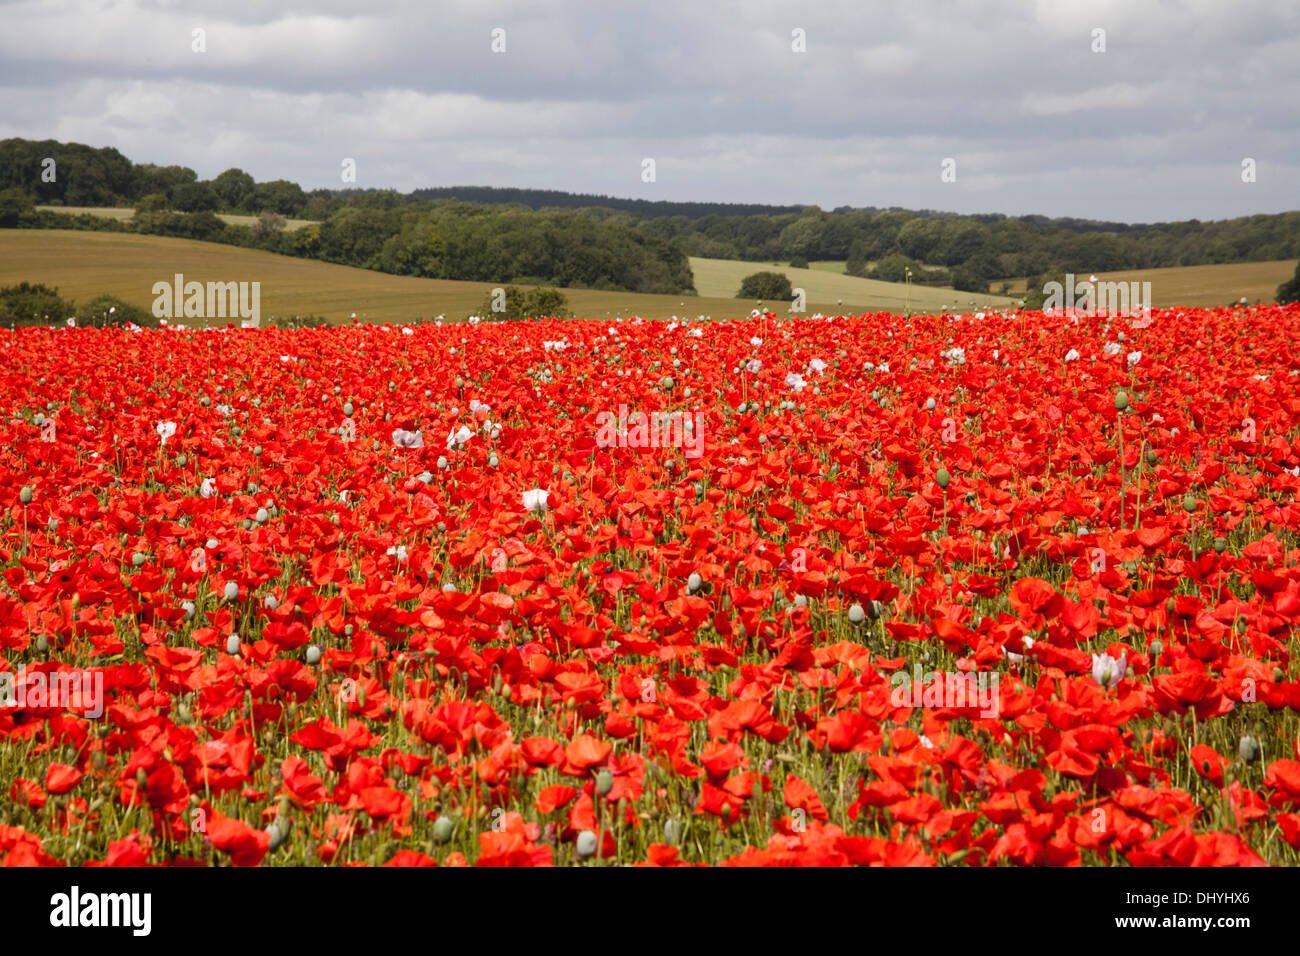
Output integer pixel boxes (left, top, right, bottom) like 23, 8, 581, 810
2, 137, 1298, 298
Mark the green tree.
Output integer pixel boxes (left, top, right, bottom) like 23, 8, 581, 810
254, 179, 307, 216
74, 294, 155, 328
134, 192, 170, 213
736, 271, 792, 299
0, 187, 35, 227
471, 285, 571, 321
0, 282, 74, 326
171, 181, 220, 212
212, 168, 256, 211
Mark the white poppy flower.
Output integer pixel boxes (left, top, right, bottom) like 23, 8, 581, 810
392, 429, 424, 449
522, 488, 550, 512
1091, 650, 1127, 689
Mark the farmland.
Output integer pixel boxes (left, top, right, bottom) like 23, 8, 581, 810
0, 231, 962, 324
998, 261, 1299, 308
1, 303, 1299, 866
689, 257, 1016, 312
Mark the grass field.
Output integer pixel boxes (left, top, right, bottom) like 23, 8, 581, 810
37, 206, 320, 231
689, 256, 1016, 312
1, 231, 898, 324
997, 260, 1297, 306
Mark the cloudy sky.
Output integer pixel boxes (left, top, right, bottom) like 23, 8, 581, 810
2, 0, 1297, 222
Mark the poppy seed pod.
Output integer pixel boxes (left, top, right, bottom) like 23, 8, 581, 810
687, 572, 702, 593
1114, 390, 1129, 412
20, 486, 32, 505
432, 814, 455, 844
266, 822, 286, 852
225, 633, 240, 655
1182, 494, 1196, 513
223, 581, 239, 601
848, 603, 865, 624
1238, 735, 1260, 763
305, 645, 321, 665
575, 829, 598, 859
595, 769, 614, 796
935, 467, 950, 489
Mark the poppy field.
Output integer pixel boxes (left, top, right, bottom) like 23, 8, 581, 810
3, 304, 1300, 868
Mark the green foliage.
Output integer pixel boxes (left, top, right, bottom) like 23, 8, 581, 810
8, 136, 1300, 297
0, 282, 74, 326
134, 210, 229, 242
171, 181, 220, 213
266, 313, 331, 329
212, 168, 256, 211
950, 266, 989, 294
1277, 261, 1300, 304
134, 192, 170, 213
73, 295, 155, 328
0, 187, 36, 227
867, 254, 948, 286
787, 256, 810, 269
472, 286, 571, 321
1022, 269, 1068, 309
736, 271, 792, 300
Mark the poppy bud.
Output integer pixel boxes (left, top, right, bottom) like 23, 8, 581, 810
575, 829, 598, 859
343, 402, 354, 416
305, 645, 322, 665
132, 552, 146, 567
226, 633, 240, 655
1149, 640, 1162, 657
1238, 735, 1260, 763
136, 768, 148, 789
848, 603, 865, 624
35, 635, 48, 654
687, 572, 702, 593
1182, 494, 1196, 513
595, 769, 614, 796
935, 467, 950, 489
1114, 390, 1129, 412
223, 581, 239, 601
432, 815, 455, 844
19, 486, 32, 505
1214, 537, 1227, 553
